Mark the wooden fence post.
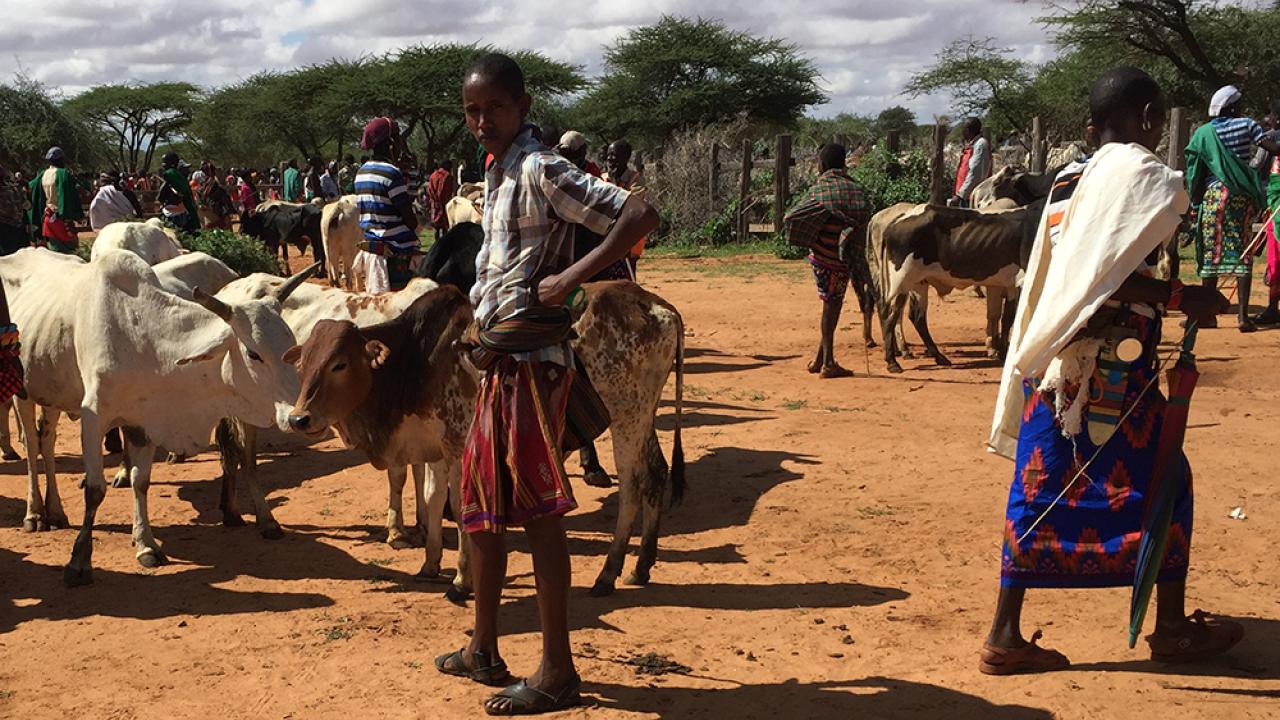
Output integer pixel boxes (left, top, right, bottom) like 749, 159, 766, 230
709, 142, 721, 212
929, 121, 949, 205
738, 139, 752, 243
1030, 116, 1046, 173
887, 130, 901, 154
1167, 107, 1188, 170
774, 133, 792, 233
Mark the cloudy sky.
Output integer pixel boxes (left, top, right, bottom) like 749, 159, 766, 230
1, 0, 1055, 119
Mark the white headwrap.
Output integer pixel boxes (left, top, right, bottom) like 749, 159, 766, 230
1210, 85, 1242, 117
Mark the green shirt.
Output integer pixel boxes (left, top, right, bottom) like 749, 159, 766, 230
283, 167, 302, 202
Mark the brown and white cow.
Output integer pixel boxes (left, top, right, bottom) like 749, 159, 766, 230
867, 203, 1038, 373
283, 281, 685, 600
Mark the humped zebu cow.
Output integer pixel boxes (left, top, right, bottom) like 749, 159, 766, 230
320, 195, 362, 289
283, 281, 686, 601
212, 275, 442, 545
152, 252, 240, 300
444, 182, 485, 227
240, 199, 326, 275
0, 247, 308, 585
90, 218, 185, 265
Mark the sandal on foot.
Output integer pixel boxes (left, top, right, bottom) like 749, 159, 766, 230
485, 677, 582, 716
979, 630, 1070, 675
1146, 610, 1244, 664
819, 365, 854, 379
435, 648, 513, 687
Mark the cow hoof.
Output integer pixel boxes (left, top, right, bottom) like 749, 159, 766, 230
934, 355, 953, 367
901, 349, 916, 360
865, 339, 878, 349
64, 565, 93, 587
1, 450, 20, 461
259, 524, 285, 540
222, 511, 248, 527
444, 585, 470, 605
47, 512, 69, 530
623, 569, 650, 587
111, 470, 131, 489
414, 563, 443, 581
583, 470, 612, 489
388, 536, 415, 550
166, 452, 186, 464
986, 347, 1000, 359
589, 579, 616, 598
22, 518, 38, 533
137, 549, 168, 568
886, 363, 904, 374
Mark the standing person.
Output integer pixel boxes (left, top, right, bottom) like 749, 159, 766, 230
0, 163, 31, 256
556, 131, 601, 177
339, 154, 357, 194
426, 159, 458, 240
237, 169, 259, 217
304, 157, 323, 201
353, 117, 419, 293
783, 143, 871, 379
199, 170, 235, 230
1186, 85, 1280, 332
0, 279, 26, 462
1255, 100, 1280, 325
951, 117, 992, 208
983, 67, 1236, 675
282, 159, 302, 203
28, 147, 84, 253
433, 53, 657, 716
603, 140, 647, 275
89, 171, 139, 230
159, 152, 200, 232
320, 161, 340, 201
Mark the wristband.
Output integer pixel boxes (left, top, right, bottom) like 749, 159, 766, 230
1167, 279, 1184, 312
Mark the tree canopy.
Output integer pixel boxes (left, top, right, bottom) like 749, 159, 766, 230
0, 75, 105, 171
575, 16, 826, 147
63, 81, 200, 172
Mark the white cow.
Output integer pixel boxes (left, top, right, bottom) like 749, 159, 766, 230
1, 247, 308, 586
153, 252, 239, 299
212, 276, 441, 545
321, 195, 362, 289
444, 181, 484, 227
91, 218, 185, 265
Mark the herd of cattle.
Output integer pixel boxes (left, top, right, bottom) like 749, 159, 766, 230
2, 160, 1090, 593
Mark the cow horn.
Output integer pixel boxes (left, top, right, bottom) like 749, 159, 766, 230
275, 262, 321, 302
192, 287, 234, 322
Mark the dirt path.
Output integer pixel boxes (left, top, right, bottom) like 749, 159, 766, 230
1, 256, 1277, 719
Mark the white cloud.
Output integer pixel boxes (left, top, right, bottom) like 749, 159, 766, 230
1, 0, 1055, 119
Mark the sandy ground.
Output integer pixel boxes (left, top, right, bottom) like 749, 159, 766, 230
1, 255, 1278, 720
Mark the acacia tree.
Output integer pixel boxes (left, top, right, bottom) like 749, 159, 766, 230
576, 16, 827, 147
0, 74, 104, 172
63, 81, 200, 172
905, 36, 1038, 142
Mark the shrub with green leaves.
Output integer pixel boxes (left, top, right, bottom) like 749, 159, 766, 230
849, 146, 930, 212
180, 229, 281, 277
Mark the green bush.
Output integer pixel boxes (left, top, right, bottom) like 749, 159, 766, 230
181, 229, 281, 277
850, 146, 930, 212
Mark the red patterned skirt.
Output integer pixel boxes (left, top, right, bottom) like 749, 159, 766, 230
460, 358, 578, 534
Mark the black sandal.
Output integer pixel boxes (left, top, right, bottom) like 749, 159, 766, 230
484, 677, 582, 716
435, 648, 513, 687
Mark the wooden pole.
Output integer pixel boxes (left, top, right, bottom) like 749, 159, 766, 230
774, 133, 792, 233
1167, 107, 1188, 170
887, 129, 900, 154
1030, 116, 1045, 173
929, 121, 949, 205
738, 138, 752, 242
709, 142, 721, 212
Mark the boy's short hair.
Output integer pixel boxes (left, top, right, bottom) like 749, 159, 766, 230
466, 53, 526, 100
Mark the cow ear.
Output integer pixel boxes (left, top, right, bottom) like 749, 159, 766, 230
365, 340, 390, 369
282, 345, 302, 367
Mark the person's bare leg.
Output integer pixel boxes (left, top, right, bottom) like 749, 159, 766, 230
985, 586, 1026, 648
522, 514, 576, 692
465, 530, 507, 664
1153, 579, 1186, 635
819, 298, 852, 377
1237, 274, 1256, 332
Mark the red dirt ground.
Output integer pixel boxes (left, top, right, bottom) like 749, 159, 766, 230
1, 255, 1277, 719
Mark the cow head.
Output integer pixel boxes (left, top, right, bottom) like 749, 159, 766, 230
190, 263, 320, 430
281, 319, 389, 439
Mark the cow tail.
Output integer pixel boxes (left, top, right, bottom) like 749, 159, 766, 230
668, 311, 686, 508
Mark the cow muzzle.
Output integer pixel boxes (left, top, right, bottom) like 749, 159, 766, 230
287, 412, 316, 434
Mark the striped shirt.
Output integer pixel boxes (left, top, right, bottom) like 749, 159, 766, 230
472, 126, 630, 365
1210, 117, 1264, 162
355, 161, 418, 251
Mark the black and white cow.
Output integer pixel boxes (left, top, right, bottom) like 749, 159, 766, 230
239, 200, 326, 275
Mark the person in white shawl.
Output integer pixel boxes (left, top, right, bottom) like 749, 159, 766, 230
89, 172, 139, 231
979, 68, 1236, 676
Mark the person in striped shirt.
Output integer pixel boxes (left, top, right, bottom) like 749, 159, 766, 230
354, 117, 419, 292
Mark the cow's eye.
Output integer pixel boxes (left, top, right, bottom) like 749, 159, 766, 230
246, 349, 263, 363
332, 362, 347, 372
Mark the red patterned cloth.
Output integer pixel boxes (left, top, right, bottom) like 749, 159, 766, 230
460, 358, 577, 534
0, 324, 24, 404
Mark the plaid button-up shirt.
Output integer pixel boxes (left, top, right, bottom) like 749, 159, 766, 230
472, 127, 630, 365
